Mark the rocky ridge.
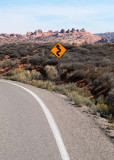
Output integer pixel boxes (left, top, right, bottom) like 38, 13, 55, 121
95, 32, 114, 42
0, 28, 101, 45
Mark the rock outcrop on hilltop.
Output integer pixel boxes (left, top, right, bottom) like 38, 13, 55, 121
0, 28, 102, 45
96, 37, 109, 43
66, 29, 70, 33
95, 32, 114, 42
60, 29, 66, 33
71, 28, 76, 33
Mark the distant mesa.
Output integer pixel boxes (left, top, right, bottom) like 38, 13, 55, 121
0, 27, 107, 45
26, 28, 87, 36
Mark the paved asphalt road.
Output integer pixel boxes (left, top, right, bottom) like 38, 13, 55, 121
0, 80, 114, 160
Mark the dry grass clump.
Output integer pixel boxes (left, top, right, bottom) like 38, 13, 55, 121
5, 69, 41, 83
67, 91, 94, 107
31, 80, 54, 90
45, 65, 58, 81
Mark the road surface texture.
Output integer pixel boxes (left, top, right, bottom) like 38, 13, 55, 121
0, 80, 114, 160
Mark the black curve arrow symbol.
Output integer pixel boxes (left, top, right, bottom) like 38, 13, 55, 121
56, 44, 61, 56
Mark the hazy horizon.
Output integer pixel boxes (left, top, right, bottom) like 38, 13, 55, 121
0, 0, 114, 34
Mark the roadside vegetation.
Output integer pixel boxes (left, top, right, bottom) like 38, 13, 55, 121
0, 42, 114, 123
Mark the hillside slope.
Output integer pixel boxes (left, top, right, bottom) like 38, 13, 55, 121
0, 43, 114, 121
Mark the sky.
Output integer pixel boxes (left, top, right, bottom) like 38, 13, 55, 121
0, 0, 114, 34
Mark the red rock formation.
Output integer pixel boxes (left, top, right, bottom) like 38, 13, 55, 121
71, 28, 76, 33
66, 29, 70, 33
60, 29, 66, 33
26, 32, 33, 36
34, 30, 43, 36
0, 28, 102, 45
80, 28, 86, 32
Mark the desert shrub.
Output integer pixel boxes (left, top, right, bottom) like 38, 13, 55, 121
25, 64, 32, 70
67, 91, 93, 107
67, 69, 85, 81
0, 59, 15, 68
72, 47, 90, 54
75, 87, 91, 97
29, 55, 44, 65
19, 50, 28, 57
108, 114, 113, 123
106, 89, 114, 107
96, 103, 109, 117
31, 80, 54, 90
59, 83, 77, 91
101, 58, 112, 67
107, 123, 114, 129
64, 63, 86, 71
45, 65, 58, 81
0, 61, 5, 68
106, 89, 114, 116
21, 58, 27, 64
43, 59, 58, 66
88, 70, 104, 81
96, 95, 105, 104
93, 72, 114, 89
7, 69, 41, 82
59, 83, 91, 97
9, 69, 30, 82
31, 70, 42, 80
3, 70, 14, 77
29, 56, 39, 65
52, 83, 92, 98
52, 85, 67, 95
21, 55, 30, 64
10, 52, 20, 58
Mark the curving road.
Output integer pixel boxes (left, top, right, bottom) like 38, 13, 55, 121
0, 80, 114, 160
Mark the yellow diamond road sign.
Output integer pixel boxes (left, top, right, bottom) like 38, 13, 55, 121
51, 42, 67, 59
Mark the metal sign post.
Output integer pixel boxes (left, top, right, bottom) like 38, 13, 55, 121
51, 42, 67, 82
57, 59, 61, 81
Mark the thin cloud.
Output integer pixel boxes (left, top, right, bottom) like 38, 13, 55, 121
0, 4, 114, 34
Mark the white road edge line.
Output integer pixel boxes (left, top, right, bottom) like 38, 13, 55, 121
0, 80, 70, 160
